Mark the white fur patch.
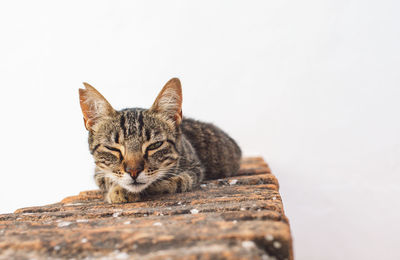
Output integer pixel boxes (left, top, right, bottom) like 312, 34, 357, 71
97, 166, 173, 194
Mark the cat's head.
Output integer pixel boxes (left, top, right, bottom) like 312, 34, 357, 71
78, 78, 183, 193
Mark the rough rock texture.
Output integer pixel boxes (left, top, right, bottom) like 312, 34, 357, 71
0, 157, 293, 260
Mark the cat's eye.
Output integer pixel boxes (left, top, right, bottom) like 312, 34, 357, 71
147, 141, 163, 151
104, 145, 123, 160
104, 145, 120, 152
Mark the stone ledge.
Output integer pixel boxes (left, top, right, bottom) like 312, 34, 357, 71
0, 157, 293, 260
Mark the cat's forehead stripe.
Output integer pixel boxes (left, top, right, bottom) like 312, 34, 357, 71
119, 109, 148, 140
126, 111, 134, 136
120, 112, 127, 136
145, 128, 151, 141
137, 110, 144, 134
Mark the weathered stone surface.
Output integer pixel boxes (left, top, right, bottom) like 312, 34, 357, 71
0, 157, 293, 260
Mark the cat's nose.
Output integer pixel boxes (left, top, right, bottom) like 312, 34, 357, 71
125, 164, 144, 180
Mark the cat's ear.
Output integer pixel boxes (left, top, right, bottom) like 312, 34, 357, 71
79, 83, 115, 130
150, 78, 183, 125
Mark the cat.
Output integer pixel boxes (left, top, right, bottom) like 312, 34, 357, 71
79, 78, 241, 203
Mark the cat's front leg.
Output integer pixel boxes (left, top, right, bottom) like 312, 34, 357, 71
106, 184, 141, 203
146, 170, 201, 195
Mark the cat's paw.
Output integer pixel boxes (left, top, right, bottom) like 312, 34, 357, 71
146, 173, 193, 195
105, 185, 140, 203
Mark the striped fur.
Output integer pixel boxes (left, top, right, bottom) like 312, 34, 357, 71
79, 78, 241, 203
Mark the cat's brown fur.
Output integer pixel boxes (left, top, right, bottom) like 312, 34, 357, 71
79, 78, 241, 203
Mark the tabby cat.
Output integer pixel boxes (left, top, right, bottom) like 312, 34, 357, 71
79, 78, 241, 203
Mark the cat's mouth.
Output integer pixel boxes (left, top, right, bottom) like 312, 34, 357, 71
130, 180, 146, 185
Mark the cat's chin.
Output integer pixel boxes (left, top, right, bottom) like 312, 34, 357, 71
106, 172, 150, 193
121, 182, 148, 193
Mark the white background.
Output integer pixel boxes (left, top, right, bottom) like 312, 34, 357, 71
0, 1, 399, 259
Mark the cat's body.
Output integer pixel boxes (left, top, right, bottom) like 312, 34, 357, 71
79, 78, 241, 203
180, 118, 241, 179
